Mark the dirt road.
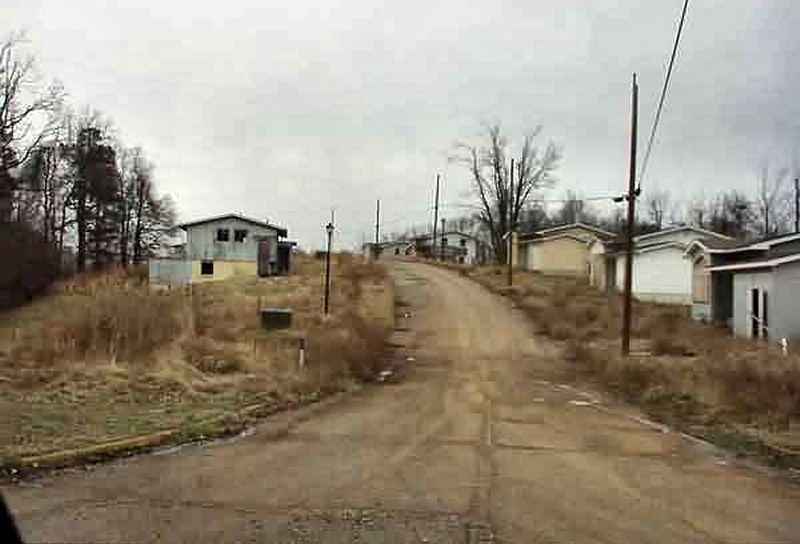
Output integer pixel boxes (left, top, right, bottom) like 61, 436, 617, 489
4, 262, 800, 543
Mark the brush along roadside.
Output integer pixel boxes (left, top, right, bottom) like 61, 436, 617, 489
435, 261, 800, 469
0, 253, 394, 472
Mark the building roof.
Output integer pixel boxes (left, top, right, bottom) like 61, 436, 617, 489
177, 213, 288, 237
633, 241, 688, 255
706, 253, 800, 272
745, 231, 800, 245
519, 232, 593, 246
682, 237, 743, 259
685, 231, 800, 257
733, 232, 800, 251
521, 222, 615, 241
634, 225, 734, 245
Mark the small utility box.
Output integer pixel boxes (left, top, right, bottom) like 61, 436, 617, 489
260, 308, 293, 330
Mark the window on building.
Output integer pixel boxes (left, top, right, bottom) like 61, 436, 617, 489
216, 228, 230, 242
460, 239, 467, 247
234, 229, 248, 242
201, 261, 214, 275
442, 237, 448, 246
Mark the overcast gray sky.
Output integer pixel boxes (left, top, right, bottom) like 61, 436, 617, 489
4, 0, 799, 249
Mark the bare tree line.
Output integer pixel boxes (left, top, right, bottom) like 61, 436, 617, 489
0, 32, 175, 306
449, 126, 798, 262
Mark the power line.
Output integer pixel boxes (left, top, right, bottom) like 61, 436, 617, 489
638, 0, 690, 192
529, 195, 623, 204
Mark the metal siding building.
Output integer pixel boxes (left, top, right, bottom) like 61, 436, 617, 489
185, 216, 280, 263
615, 244, 693, 305
773, 260, 800, 341
707, 233, 800, 343
148, 214, 289, 285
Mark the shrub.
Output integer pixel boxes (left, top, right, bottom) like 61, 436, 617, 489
0, 221, 63, 310
181, 337, 244, 374
651, 336, 694, 357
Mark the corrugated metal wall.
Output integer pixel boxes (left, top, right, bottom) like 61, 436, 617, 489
185, 218, 278, 262
774, 261, 800, 341
149, 259, 192, 286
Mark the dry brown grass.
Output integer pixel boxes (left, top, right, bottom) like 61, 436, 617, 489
0, 253, 394, 460
453, 263, 800, 463
7, 274, 185, 368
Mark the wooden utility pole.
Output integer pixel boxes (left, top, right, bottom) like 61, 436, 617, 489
440, 218, 446, 261
432, 174, 440, 260
324, 209, 335, 315
622, 73, 639, 357
375, 199, 380, 243
508, 158, 515, 286
795, 178, 799, 233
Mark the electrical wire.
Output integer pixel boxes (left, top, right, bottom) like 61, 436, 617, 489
638, 0, 690, 192
529, 195, 623, 204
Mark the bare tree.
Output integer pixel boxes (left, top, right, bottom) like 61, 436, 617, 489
115, 145, 145, 266
756, 161, 790, 236
518, 204, 550, 233
707, 191, 754, 240
687, 196, 706, 228
18, 113, 75, 247
645, 189, 671, 229
0, 33, 63, 222
555, 190, 584, 225
453, 124, 560, 263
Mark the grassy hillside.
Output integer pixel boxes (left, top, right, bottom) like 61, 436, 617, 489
0, 253, 394, 462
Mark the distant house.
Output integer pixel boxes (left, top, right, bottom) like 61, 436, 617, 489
364, 231, 488, 265
589, 226, 735, 306
433, 231, 486, 264
517, 223, 615, 276
149, 213, 292, 286
362, 240, 415, 261
701, 232, 800, 342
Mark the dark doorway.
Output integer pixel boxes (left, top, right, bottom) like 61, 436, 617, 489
751, 288, 760, 338
258, 241, 272, 277
277, 242, 293, 275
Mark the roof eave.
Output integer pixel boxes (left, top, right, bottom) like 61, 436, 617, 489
707, 253, 800, 272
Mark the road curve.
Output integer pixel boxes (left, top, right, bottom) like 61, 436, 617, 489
3, 262, 800, 543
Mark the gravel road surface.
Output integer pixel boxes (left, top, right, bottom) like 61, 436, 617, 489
4, 262, 800, 543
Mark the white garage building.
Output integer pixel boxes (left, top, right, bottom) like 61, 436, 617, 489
612, 227, 735, 305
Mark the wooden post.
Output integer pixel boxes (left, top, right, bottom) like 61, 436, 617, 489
298, 337, 306, 369
622, 73, 639, 357
432, 174, 440, 260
